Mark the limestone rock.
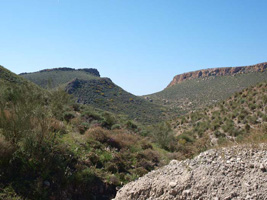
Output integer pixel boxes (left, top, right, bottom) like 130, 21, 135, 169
167, 62, 267, 87
114, 145, 267, 200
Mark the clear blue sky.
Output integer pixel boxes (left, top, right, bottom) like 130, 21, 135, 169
0, 0, 266, 95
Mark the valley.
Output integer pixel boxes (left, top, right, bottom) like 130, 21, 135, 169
0, 62, 266, 200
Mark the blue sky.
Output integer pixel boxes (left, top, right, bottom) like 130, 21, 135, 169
0, 0, 266, 95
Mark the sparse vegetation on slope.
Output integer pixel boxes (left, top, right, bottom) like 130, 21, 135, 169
146, 70, 267, 115
1, 64, 266, 199
168, 81, 267, 159
0, 65, 31, 85
66, 78, 167, 123
20, 68, 100, 89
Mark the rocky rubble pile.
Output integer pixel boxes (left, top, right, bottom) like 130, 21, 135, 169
114, 145, 267, 200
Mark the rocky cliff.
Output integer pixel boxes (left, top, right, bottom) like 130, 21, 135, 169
167, 62, 267, 88
115, 145, 267, 200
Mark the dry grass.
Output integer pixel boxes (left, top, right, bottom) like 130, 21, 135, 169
84, 127, 141, 150
216, 123, 267, 150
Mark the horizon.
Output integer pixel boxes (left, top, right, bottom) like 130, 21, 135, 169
3, 60, 266, 96
1, 0, 267, 95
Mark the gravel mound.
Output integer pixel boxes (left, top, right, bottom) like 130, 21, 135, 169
114, 145, 267, 200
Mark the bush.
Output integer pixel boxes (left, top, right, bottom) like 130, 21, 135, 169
81, 110, 102, 122
78, 122, 90, 134
150, 122, 175, 151
178, 134, 194, 143
101, 112, 116, 129
85, 127, 109, 143
214, 131, 225, 138
125, 120, 138, 130
63, 111, 75, 122
136, 149, 160, 163
111, 124, 121, 130
0, 136, 15, 165
106, 163, 118, 173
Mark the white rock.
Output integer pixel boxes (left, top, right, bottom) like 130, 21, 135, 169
169, 181, 177, 188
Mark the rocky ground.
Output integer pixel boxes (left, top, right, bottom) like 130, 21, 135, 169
114, 145, 267, 200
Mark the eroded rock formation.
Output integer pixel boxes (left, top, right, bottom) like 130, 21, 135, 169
167, 62, 267, 88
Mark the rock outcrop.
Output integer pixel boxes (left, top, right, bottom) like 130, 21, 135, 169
114, 145, 267, 200
20, 67, 100, 77
167, 62, 267, 88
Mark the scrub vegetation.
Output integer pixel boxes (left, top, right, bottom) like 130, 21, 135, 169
0, 65, 266, 199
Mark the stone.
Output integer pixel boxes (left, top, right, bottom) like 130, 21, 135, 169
114, 145, 267, 200
44, 180, 50, 187
169, 181, 177, 188
259, 163, 266, 172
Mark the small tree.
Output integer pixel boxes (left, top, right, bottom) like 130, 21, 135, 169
151, 122, 175, 151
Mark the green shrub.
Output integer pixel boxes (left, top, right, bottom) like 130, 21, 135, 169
150, 122, 174, 151
111, 124, 121, 130
105, 162, 118, 173
63, 111, 75, 122
81, 110, 102, 121
214, 131, 225, 138
125, 120, 138, 130
78, 122, 90, 134
178, 134, 194, 143
101, 112, 116, 129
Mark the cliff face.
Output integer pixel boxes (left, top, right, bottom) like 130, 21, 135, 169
167, 62, 267, 88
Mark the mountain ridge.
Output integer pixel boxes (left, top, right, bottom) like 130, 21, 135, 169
20, 67, 100, 77
20, 67, 167, 123
167, 62, 267, 88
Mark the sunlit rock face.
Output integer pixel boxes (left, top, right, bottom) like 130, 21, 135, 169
167, 62, 267, 87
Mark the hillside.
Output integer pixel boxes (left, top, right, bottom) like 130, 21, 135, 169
115, 145, 267, 200
20, 67, 101, 89
0, 65, 29, 85
0, 65, 171, 200
168, 81, 267, 159
145, 63, 267, 115
1, 65, 266, 200
21, 68, 167, 124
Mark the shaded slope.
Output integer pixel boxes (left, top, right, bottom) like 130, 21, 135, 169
146, 70, 267, 115
21, 68, 167, 123
66, 78, 166, 123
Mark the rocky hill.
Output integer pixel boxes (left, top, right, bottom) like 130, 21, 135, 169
20, 67, 167, 123
145, 63, 267, 115
167, 62, 267, 87
65, 77, 167, 123
20, 67, 100, 77
20, 67, 101, 89
115, 145, 267, 200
